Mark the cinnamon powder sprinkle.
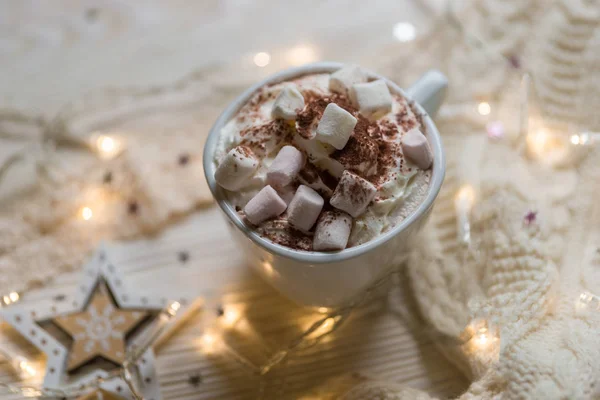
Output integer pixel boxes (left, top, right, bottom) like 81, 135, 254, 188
257, 219, 313, 251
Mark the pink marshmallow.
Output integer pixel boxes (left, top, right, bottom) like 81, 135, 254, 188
287, 185, 324, 232
330, 170, 377, 217
243, 185, 287, 225
401, 128, 433, 170
266, 145, 305, 188
313, 211, 353, 251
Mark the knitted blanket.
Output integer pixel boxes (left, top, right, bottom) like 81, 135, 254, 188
338, 0, 600, 398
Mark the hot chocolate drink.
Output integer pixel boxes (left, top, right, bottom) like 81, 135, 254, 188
212, 65, 433, 251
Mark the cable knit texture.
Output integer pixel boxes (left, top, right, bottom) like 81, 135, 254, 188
338, 0, 600, 398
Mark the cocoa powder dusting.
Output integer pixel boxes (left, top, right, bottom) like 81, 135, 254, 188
227, 78, 426, 252
239, 120, 294, 157
332, 117, 379, 177
258, 219, 312, 251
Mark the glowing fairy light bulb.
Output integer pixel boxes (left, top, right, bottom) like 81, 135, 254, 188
474, 328, 489, 347
12, 356, 36, 378
221, 306, 241, 328
97, 135, 115, 153
455, 185, 476, 244
570, 132, 594, 146
201, 331, 218, 354
253, 52, 271, 67
576, 291, 600, 314
478, 102, 491, 116
455, 185, 475, 209
526, 128, 549, 159
166, 301, 181, 317
9, 292, 19, 303
93, 133, 123, 159
2, 291, 20, 306
262, 260, 274, 277
287, 45, 318, 66
392, 22, 416, 42
80, 207, 93, 221
463, 319, 499, 359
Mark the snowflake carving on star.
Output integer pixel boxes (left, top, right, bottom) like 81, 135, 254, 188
54, 284, 148, 372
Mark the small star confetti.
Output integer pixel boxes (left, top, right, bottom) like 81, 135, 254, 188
188, 373, 202, 388
85, 8, 99, 22
178, 153, 190, 166
178, 251, 189, 264
486, 121, 504, 140
128, 201, 139, 215
103, 171, 113, 184
508, 54, 521, 69
524, 210, 537, 225
216, 306, 225, 317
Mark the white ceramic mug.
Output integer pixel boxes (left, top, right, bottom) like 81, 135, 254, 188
203, 62, 447, 308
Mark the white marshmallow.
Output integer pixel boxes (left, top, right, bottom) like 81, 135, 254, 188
329, 65, 367, 94
401, 128, 433, 169
243, 185, 287, 225
313, 211, 353, 251
214, 146, 259, 191
266, 145, 305, 188
316, 103, 357, 150
287, 185, 324, 232
351, 79, 393, 117
330, 170, 377, 217
272, 84, 305, 121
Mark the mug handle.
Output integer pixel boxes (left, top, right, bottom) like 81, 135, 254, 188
406, 70, 448, 118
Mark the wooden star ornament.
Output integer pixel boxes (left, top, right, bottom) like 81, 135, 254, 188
54, 284, 149, 372
0, 243, 203, 400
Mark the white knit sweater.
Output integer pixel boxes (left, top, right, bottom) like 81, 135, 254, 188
339, 0, 600, 398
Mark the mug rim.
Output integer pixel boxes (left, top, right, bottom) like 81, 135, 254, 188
203, 61, 445, 264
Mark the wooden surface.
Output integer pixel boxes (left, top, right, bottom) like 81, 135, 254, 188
0, 211, 468, 399
0, 1, 468, 398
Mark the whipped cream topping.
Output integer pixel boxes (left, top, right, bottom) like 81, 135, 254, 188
213, 72, 431, 249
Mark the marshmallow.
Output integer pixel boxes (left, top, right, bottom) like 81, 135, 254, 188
272, 84, 305, 120
266, 145, 305, 188
287, 185, 324, 232
313, 211, 353, 251
243, 185, 287, 225
401, 128, 433, 169
214, 146, 259, 191
351, 80, 393, 117
330, 170, 377, 217
316, 103, 357, 150
329, 65, 367, 94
